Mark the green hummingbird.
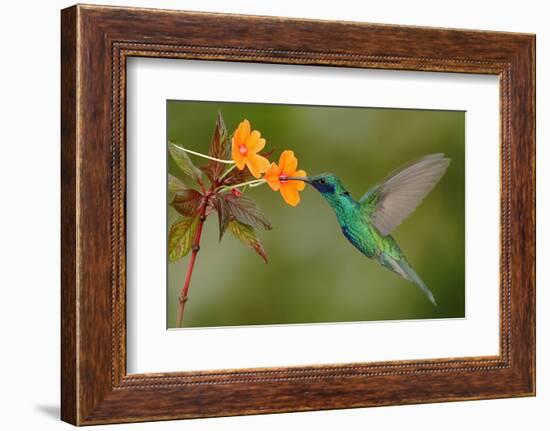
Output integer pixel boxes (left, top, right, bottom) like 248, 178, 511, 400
288, 154, 451, 306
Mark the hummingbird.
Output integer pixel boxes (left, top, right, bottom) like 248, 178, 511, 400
287, 154, 451, 306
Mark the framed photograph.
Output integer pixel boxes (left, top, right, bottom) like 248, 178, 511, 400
61, 4, 535, 425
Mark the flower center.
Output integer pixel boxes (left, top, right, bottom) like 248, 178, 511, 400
279, 174, 288, 183
239, 145, 248, 156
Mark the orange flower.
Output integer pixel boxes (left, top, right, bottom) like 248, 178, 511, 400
264, 150, 307, 207
231, 119, 270, 178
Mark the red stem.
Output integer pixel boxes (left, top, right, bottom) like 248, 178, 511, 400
176, 194, 209, 327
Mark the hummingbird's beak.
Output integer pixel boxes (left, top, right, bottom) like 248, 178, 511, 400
284, 176, 310, 183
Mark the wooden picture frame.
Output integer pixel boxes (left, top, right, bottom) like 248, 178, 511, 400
61, 4, 535, 425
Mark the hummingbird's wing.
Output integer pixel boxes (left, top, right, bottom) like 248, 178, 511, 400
359, 154, 451, 236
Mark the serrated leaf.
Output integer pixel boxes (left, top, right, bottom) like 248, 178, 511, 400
229, 220, 268, 263
224, 194, 272, 230
203, 111, 230, 183
212, 194, 231, 241
168, 174, 187, 193
202, 162, 233, 185
168, 216, 199, 262
209, 111, 229, 160
168, 140, 203, 182
171, 189, 203, 217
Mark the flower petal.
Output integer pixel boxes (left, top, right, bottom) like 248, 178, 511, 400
232, 140, 246, 170
235, 155, 246, 170
246, 153, 270, 178
288, 169, 307, 191
264, 163, 281, 190
280, 183, 300, 206
234, 119, 251, 146
248, 135, 266, 154
279, 150, 298, 174
245, 130, 260, 149
231, 137, 241, 163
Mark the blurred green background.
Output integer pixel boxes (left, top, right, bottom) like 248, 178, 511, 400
167, 100, 465, 328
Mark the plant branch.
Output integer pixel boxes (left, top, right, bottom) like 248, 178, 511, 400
218, 163, 237, 182
176, 194, 209, 327
219, 178, 266, 193
172, 144, 234, 164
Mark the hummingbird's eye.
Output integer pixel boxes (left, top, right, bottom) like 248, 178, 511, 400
319, 178, 326, 184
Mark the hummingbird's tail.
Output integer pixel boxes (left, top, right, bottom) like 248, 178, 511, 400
379, 253, 437, 306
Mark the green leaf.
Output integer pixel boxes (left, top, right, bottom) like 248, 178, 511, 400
212, 194, 231, 241
171, 189, 203, 217
203, 111, 230, 182
168, 140, 203, 182
168, 216, 199, 262
224, 194, 272, 230
229, 220, 268, 263
168, 174, 187, 193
